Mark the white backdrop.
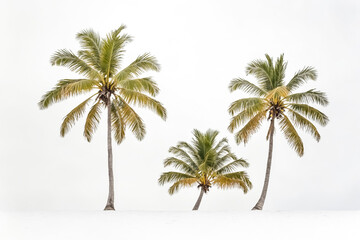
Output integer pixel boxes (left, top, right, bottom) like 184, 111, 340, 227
1, 0, 359, 211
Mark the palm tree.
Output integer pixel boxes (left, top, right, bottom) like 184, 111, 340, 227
39, 26, 167, 210
228, 54, 329, 210
158, 129, 252, 210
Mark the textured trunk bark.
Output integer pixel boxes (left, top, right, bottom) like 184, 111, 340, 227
192, 188, 205, 211
252, 117, 275, 210
104, 99, 115, 211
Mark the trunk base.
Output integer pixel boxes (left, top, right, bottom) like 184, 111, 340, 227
104, 204, 115, 211
251, 205, 262, 210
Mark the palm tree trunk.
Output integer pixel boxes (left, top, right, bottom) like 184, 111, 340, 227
104, 99, 115, 210
252, 117, 275, 210
192, 188, 205, 211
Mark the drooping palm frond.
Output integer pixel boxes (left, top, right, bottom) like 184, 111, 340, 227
60, 94, 97, 136
110, 101, 126, 144
83, 100, 103, 142
288, 103, 329, 126
113, 96, 146, 141
265, 86, 289, 101
168, 178, 198, 195
287, 109, 320, 141
119, 88, 167, 120
39, 79, 98, 109
213, 171, 252, 193
279, 115, 304, 156
228, 101, 267, 133
286, 66, 317, 92
234, 111, 267, 144
229, 78, 266, 96
286, 89, 329, 106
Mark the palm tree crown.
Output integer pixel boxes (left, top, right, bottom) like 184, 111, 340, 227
228, 54, 328, 156
39, 25, 166, 143
228, 54, 329, 210
159, 129, 252, 210
39, 26, 167, 210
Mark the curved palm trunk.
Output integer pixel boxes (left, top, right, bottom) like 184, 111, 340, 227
192, 188, 205, 211
104, 99, 115, 210
252, 117, 275, 210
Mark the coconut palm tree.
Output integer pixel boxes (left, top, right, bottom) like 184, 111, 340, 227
39, 26, 167, 210
228, 54, 329, 210
158, 129, 252, 210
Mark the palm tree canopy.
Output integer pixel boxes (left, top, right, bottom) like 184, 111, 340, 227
228, 54, 329, 156
158, 129, 252, 195
39, 26, 167, 144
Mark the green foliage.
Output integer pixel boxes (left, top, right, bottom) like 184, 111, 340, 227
229, 54, 329, 156
158, 129, 252, 195
39, 26, 166, 143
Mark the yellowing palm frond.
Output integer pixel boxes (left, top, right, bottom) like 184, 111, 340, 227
234, 111, 267, 144
168, 178, 198, 195
118, 77, 159, 97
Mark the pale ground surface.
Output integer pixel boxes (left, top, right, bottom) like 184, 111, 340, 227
2, 211, 360, 240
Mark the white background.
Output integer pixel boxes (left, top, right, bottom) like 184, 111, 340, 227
1, 0, 359, 211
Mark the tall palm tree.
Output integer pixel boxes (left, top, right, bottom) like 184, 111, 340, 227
39, 26, 167, 210
158, 129, 252, 210
228, 54, 329, 210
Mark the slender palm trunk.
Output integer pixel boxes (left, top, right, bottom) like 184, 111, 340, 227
192, 188, 205, 211
104, 99, 115, 210
252, 117, 275, 210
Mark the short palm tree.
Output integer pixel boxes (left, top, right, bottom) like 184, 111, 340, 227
39, 26, 167, 210
228, 54, 329, 210
158, 129, 252, 210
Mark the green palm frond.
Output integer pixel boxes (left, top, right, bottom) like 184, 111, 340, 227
279, 114, 304, 156
39, 79, 98, 109
164, 157, 198, 175
83, 100, 103, 142
118, 77, 159, 97
228, 78, 266, 96
287, 109, 320, 141
212, 152, 238, 170
50, 49, 102, 80
114, 96, 146, 141
168, 146, 199, 171
119, 88, 167, 120
228, 97, 265, 115
60, 94, 97, 136
273, 54, 287, 87
177, 141, 202, 165
246, 55, 273, 91
168, 178, 198, 195
286, 89, 329, 106
100, 25, 132, 78
76, 29, 102, 71
158, 172, 197, 185
112, 53, 160, 84
216, 159, 249, 175
234, 111, 267, 144
286, 67, 317, 92
110, 101, 126, 144
288, 103, 329, 126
